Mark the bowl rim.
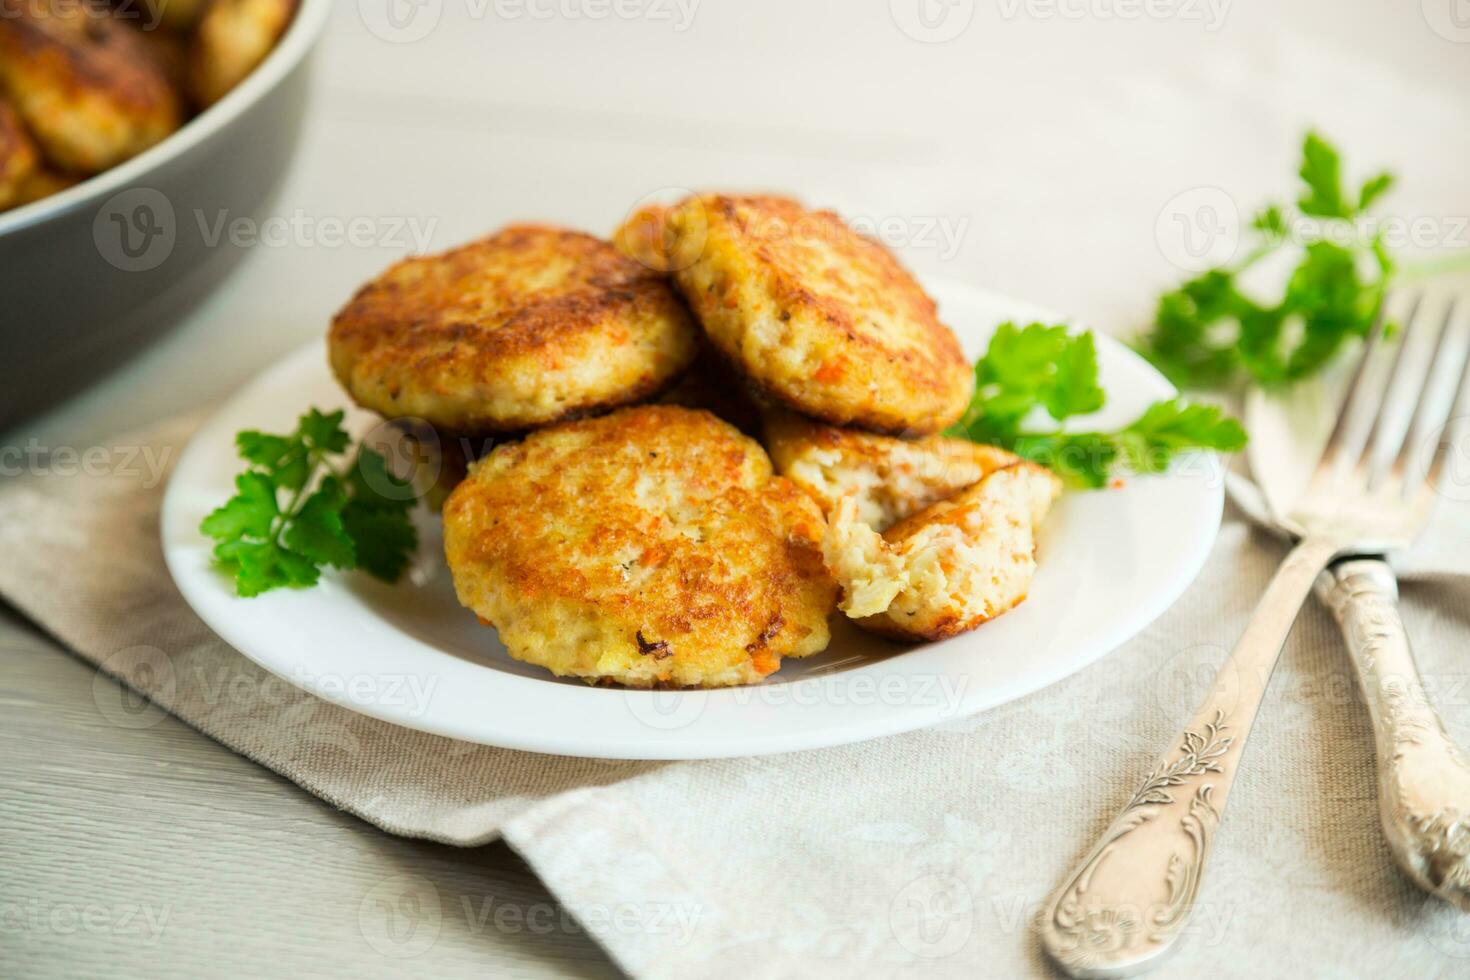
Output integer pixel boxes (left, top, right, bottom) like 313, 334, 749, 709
0, 0, 333, 238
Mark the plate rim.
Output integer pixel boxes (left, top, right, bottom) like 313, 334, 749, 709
161, 279, 1223, 759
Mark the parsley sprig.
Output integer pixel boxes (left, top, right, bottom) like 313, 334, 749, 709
1138, 131, 1395, 389
949, 322, 1246, 488
201, 409, 419, 597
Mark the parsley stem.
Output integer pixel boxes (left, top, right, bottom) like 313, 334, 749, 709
269, 458, 318, 547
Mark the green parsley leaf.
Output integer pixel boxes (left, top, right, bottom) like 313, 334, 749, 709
1297, 131, 1350, 219
1358, 172, 1394, 212
949, 323, 1246, 488
236, 431, 295, 469
957, 323, 1105, 439
347, 447, 417, 512
1009, 431, 1120, 490
200, 472, 279, 541
200, 411, 420, 597
342, 502, 418, 583
1137, 130, 1395, 391
1045, 330, 1106, 420
229, 541, 322, 598
341, 448, 418, 583
1113, 399, 1248, 474
236, 431, 310, 491
1252, 205, 1287, 238
300, 408, 351, 455
282, 477, 356, 570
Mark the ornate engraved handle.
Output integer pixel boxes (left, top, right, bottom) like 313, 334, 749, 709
1038, 536, 1341, 978
1317, 559, 1470, 912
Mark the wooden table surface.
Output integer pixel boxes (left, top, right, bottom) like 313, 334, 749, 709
0, 611, 617, 977
4, 3, 1469, 976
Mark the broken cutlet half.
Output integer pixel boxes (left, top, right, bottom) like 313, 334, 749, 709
763, 409, 1022, 531
823, 462, 1061, 642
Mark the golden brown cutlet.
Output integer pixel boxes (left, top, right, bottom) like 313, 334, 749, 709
441, 405, 836, 688
0, 98, 38, 209
189, 0, 298, 107
0, 0, 180, 174
763, 408, 1023, 531
824, 462, 1061, 642
666, 193, 974, 436
329, 224, 702, 435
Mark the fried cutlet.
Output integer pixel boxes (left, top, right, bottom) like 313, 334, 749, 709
442, 406, 836, 688
666, 194, 973, 436
763, 409, 1021, 531
141, 0, 211, 32
189, 0, 298, 107
329, 224, 702, 435
0, 0, 181, 174
823, 462, 1061, 641
0, 98, 38, 209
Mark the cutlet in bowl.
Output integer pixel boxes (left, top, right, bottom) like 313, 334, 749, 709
666, 194, 974, 436
0, 99, 38, 209
140, 0, 212, 32
442, 406, 837, 688
329, 225, 701, 435
0, 0, 181, 174
190, 0, 300, 107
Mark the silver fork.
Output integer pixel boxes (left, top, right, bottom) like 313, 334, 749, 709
1037, 303, 1470, 978
1257, 294, 1470, 915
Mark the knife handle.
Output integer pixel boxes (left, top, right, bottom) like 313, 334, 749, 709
1318, 559, 1470, 912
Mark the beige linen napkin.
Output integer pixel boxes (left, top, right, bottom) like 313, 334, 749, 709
7, 415, 1470, 978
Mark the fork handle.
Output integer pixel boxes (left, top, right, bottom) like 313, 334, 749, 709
1318, 559, 1470, 912
1038, 536, 1340, 978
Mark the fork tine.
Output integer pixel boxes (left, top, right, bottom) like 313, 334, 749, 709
1388, 298, 1461, 496
1416, 304, 1470, 520
1306, 298, 1400, 497
1350, 294, 1432, 488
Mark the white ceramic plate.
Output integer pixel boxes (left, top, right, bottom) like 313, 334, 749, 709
161, 280, 1223, 759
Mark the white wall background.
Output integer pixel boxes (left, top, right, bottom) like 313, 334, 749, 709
14, 0, 1470, 446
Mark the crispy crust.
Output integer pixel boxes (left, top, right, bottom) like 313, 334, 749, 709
7, 165, 79, 207
823, 462, 1061, 642
0, 0, 180, 174
612, 202, 676, 273
763, 409, 1021, 531
133, 21, 189, 94
855, 593, 1030, 644
189, 0, 297, 107
0, 98, 38, 209
141, 0, 210, 32
441, 406, 836, 688
667, 194, 973, 436
329, 224, 702, 435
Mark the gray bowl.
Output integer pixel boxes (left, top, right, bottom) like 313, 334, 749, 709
0, 0, 332, 429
